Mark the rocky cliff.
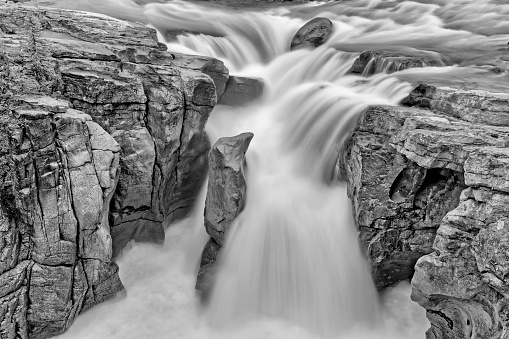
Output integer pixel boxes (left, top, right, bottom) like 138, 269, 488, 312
342, 83, 509, 338
0, 3, 227, 338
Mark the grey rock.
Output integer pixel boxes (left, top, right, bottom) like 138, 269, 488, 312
350, 51, 443, 76
342, 82, 509, 338
290, 17, 333, 50
0, 2, 228, 337
218, 76, 264, 106
196, 132, 253, 295
204, 133, 254, 245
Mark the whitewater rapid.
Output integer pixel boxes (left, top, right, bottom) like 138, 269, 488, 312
51, 0, 509, 338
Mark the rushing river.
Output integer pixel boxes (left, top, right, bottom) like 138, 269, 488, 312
47, 0, 509, 338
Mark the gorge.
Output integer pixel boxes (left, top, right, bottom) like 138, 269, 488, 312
0, 0, 509, 338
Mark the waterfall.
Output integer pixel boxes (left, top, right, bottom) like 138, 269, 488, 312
53, 0, 509, 338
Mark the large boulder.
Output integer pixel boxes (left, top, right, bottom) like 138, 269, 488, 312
0, 97, 123, 339
196, 132, 253, 296
341, 83, 509, 338
290, 17, 333, 50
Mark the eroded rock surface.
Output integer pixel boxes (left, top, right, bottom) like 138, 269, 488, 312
290, 17, 333, 50
0, 3, 228, 338
218, 76, 264, 106
0, 97, 122, 339
196, 132, 253, 296
342, 83, 509, 338
0, 3, 229, 256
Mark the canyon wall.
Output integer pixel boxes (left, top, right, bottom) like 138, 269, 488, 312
343, 83, 509, 338
0, 3, 226, 337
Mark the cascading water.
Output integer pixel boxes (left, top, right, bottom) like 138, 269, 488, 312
50, 0, 509, 338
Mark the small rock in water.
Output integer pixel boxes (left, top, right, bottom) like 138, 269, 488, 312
290, 17, 333, 50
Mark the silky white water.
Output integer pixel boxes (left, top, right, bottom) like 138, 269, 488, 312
47, 0, 509, 338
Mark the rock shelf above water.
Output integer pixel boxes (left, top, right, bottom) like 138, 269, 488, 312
341, 83, 509, 339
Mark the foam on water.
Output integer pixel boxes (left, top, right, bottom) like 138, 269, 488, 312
47, 0, 509, 338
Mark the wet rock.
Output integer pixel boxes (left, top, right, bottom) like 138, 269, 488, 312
0, 3, 228, 338
204, 133, 254, 245
342, 105, 467, 289
350, 51, 444, 76
342, 83, 509, 338
290, 17, 333, 50
218, 76, 264, 106
196, 132, 253, 295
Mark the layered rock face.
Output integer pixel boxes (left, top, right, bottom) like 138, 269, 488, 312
196, 133, 253, 297
0, 3, 227, 338
0, 96, 123, 338
342, 83, 509, 337
0, 3, 228, 256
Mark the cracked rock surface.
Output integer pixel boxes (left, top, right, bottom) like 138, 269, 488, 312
0, 3, 227, 338
342, 83, 509, 338
196, 132, 253, 298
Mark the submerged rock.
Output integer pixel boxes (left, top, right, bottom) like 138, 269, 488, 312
290, 17, 333, 50
196, 132, 253, 297
342, 83, 509, 338
349, 51, 444, 76
218, 76, 264, 106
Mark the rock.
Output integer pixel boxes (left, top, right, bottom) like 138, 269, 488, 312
0, 98, 123, 339
204, 132, 254, 245
342, 105, 467, 289
0, 3, 228, 338
218, 76, 264, 106
0, 3, 229, 256
349, 51, 444, 76
196, 132, 253, 295
402, 83, 509, 126
342, 82, 509, 337
290, 17, 333, 50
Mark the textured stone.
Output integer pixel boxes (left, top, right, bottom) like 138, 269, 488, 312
290, 17, 333, 50
0, 3, 228, 337
342, 83, 509, 338
350, 51, 443, 76
218, 76, 264, 106
196, 133, 253, 295
204, 133, 254, 245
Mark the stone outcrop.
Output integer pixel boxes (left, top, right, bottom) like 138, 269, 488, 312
196, 132, 253, 297
0, 3, 228, 257
218, 76, 264, 106
0, 2, 227, 338
342, 83, 509, 338
290, 17, 333, 50
349, 51, 444, 76
0, 96, 123, 338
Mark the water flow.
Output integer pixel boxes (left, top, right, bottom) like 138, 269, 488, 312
53, 0, 500, 337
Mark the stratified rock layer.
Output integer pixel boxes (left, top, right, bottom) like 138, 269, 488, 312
342, 83, 509, 338
0, 3, 228, 257
196, 132, 253, 296
0, 3, 228, 338
290, 17, 333, 50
